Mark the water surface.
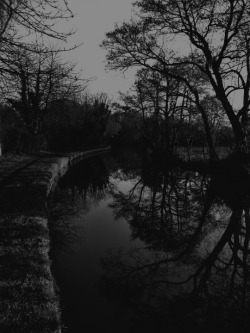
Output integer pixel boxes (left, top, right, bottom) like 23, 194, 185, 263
49, 150, 250, 333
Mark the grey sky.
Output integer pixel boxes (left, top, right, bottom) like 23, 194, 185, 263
64, 1, 242, 108
66, 0, 135, 100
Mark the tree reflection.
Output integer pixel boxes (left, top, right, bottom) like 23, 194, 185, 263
99, 159, 250, 331
58, 156, 110, 200
49, 156, 112, 332
110, 159, 210, 252
49, 156, 110, 253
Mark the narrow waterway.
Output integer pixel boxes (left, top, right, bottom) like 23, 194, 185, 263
49, 150, 250, 333
49, 151, 144, 332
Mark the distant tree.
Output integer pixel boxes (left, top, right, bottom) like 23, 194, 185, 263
106, 111, 123, 140
85, 93, 112, 145
46, 93, 111, 151
0, 103, 21, 152
3, 48, 87, 139
106, 104, 144, 148
102, 0, 250, 155
119, 67, 191, 154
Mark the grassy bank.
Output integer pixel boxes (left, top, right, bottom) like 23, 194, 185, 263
0, 148, 110, 332
0, 215, 61, 332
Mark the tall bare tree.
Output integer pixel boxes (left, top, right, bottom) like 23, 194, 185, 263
102, 0, 250, 154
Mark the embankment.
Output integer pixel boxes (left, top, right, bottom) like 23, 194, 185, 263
0, 147, 110, 332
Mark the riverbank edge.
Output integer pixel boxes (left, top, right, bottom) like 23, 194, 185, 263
0, 147, 110, 332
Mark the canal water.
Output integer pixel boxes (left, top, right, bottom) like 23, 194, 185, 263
49, 150, 250, 333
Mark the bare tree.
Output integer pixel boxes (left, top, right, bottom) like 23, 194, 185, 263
119, 67, 194, 154
0, 0, 74, 42
2, 47, 88, 136
102, 0, 250, 154
0, 0, 78, 74
0, 1, 85, 152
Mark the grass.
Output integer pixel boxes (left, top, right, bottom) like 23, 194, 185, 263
0, 215, 61, 333
176, 146, 231, 160
0, 148, 117, 332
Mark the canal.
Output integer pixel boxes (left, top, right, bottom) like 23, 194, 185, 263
48, 150, 250, 333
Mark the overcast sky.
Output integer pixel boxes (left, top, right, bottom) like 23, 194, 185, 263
61, 0, 243, 108
65, 0, 135, 100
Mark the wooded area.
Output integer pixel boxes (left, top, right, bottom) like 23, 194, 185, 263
0, 0, 249, 160
1, 2, 250, 332
102, 0, 250, 159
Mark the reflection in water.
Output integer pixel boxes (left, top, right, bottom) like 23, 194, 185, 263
49, 157, 112, 332
49, 152, 250, 332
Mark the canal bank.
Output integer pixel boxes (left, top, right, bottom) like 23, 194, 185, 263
0, 147, 110, 332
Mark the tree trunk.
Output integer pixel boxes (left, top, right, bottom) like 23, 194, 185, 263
197, 104, 218, 161
210, 74, 246, 153
231, 116, 246, 152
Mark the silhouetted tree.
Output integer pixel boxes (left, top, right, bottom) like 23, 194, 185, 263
4, 48, 87, 136
46, 93, 111, 151
0, 0, 79, 152
119, 67, 193, 154
102, 0, 250, 155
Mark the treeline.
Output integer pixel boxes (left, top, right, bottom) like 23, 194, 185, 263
0, 90, 234, 153
0, 93, 111, 152
107, 105, 234, 152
